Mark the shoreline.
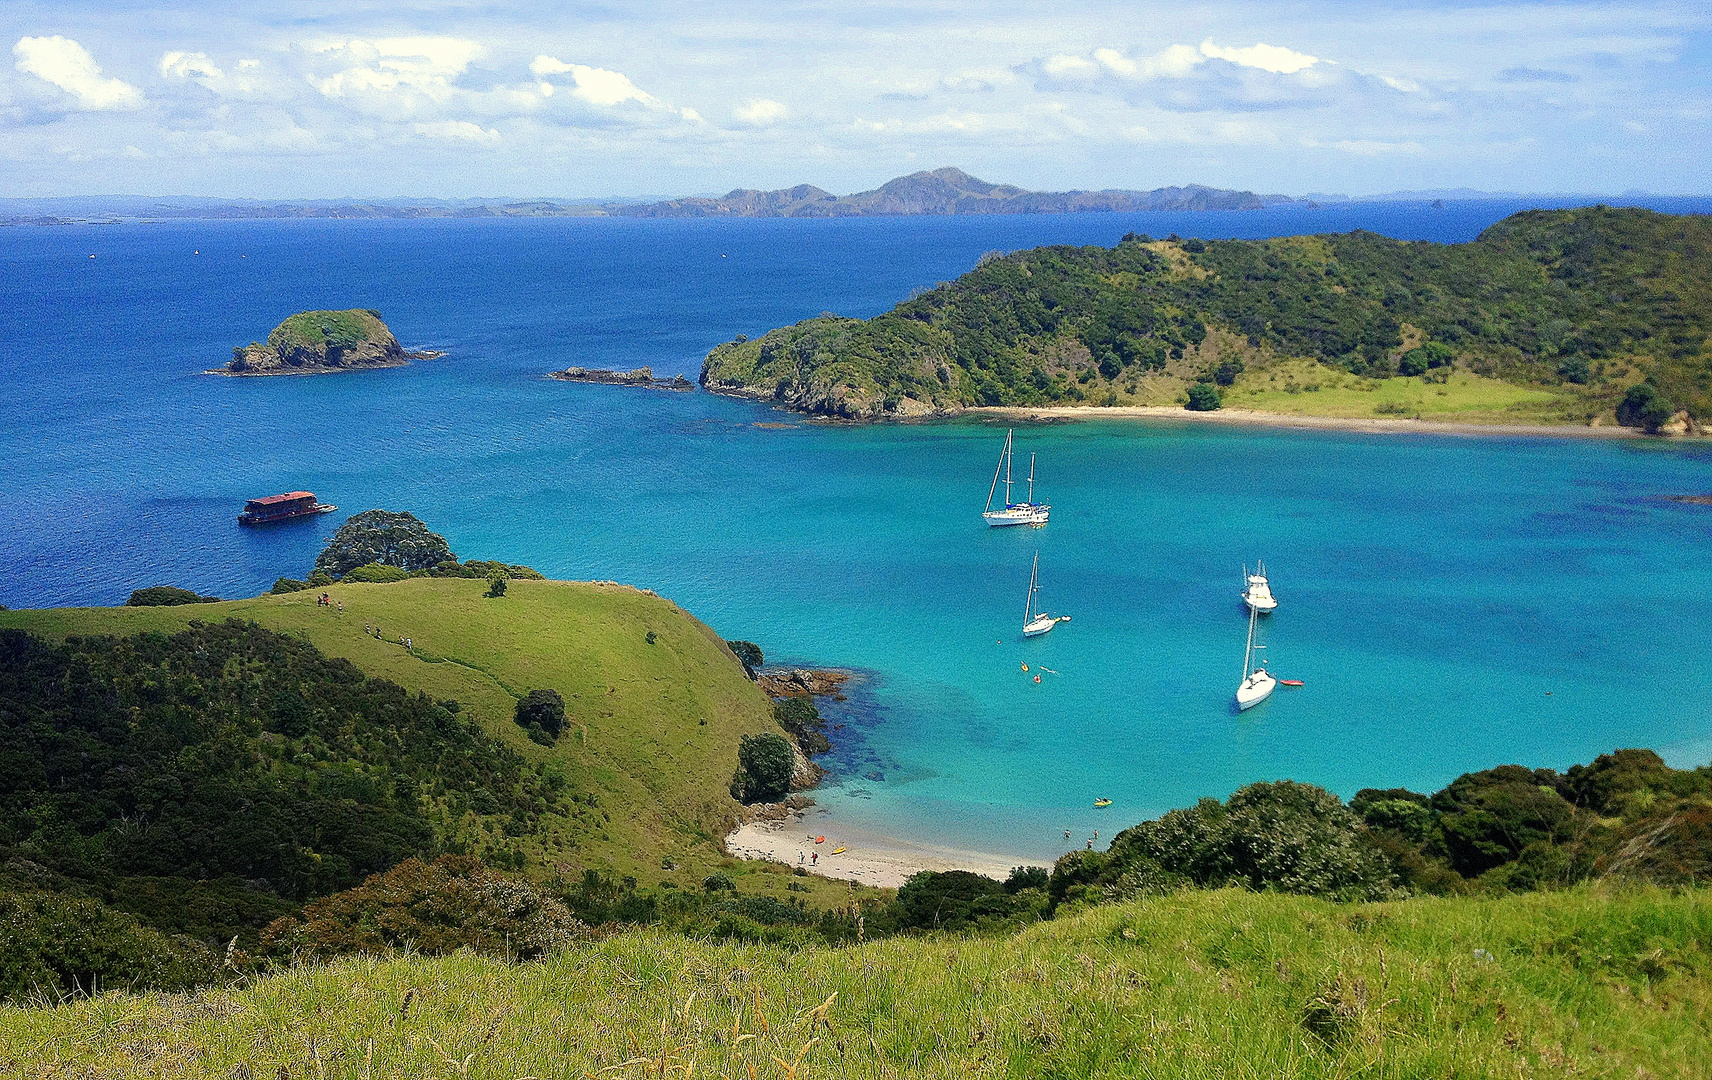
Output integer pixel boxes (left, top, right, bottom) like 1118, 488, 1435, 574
725, 809, 1032, 889
964, 404, 1651, 440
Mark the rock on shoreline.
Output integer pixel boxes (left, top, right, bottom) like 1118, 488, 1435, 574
548, 366, 693, 390
212, 309, 442, 376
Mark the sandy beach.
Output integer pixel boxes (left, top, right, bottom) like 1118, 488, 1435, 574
966, 404, 1650, 440
726, 808, 1033, 889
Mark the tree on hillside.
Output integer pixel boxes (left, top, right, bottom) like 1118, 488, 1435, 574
731, 733, 794, 804
1185, 383, 1222, 411
515, 688, 565, 744
313, 510, 455, 579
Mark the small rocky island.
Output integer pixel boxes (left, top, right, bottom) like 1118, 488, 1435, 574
215, 309, 442, 375
547, 366, 693, 390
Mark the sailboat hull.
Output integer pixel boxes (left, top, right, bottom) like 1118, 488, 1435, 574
984, 504, 1050, 526
1236, 671, 1277, 710
1022, 615, 1057, 637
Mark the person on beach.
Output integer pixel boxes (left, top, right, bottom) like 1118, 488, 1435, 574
811, 851, 818, 865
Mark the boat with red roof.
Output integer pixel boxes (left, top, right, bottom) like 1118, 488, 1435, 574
237, 491, 337, 526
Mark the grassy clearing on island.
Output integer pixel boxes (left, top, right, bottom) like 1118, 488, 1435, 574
5, 885, 1708, 1078
0, 580, 846, 903
1223, 359, 1577, 424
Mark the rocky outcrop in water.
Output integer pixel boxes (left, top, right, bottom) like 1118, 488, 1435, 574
547, 366, 693, 390
217, 310, 441, 375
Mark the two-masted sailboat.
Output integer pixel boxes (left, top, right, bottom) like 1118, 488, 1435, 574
1022, 552, 1069, 637
982, 429, 1050, 527
1235, 603, 1276, 710
1241, 561, 1278, 614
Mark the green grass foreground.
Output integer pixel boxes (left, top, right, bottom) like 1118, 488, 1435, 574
4, 886, 1707, 1078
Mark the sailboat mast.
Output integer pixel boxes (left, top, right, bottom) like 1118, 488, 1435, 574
1242, 605, 1257, 680
1003, 431, 1014, 505
1025, 553, 1039, 623
1027, 453, 1036, 505
984, 430, 1008, 513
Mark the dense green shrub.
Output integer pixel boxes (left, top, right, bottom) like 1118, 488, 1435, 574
260, 856, 583, 961
313, 510, 454, 579
270, 577, 309, 594
486, 574, 508, 597
343, 562, 409, 583
730, 733, 795, 804
1616, 383, 1677, 431
514, 688, 565, 744
1185, 383, 1222, 411
773, 696, 830, 755
726, 640, 764, 678
125, 585, 219, 606
0, 892, 216, 1004
889, 870, 1044, 932
1429, 765, 1581, 877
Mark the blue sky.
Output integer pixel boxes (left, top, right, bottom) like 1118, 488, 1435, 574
3, 1, 1708, 198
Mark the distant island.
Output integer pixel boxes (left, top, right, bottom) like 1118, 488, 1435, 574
6, 168, 1303, 224
701, 206, 1712, 432
214, 309, 442, 376
547, 365, 693, 390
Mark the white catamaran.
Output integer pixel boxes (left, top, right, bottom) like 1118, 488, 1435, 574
982, 429, 1050, 527
1235, 603, 1276, 710
1022, 552, 1068, 637
1242, 561, 1278, 614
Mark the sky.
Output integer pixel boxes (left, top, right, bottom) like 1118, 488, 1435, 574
2, 1, 1708, 199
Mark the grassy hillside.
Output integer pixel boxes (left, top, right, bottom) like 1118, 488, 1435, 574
5, 885, 1708, 1077
701, 206, 1712, 426
0, 580, 836, 904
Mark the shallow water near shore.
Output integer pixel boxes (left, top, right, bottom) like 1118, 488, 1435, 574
4, 202, 1712, 865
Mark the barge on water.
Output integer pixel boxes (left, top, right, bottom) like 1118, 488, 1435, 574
238, 491, 337, 526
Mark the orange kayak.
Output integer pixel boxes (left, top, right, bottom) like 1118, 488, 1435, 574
814, 836, 826, 844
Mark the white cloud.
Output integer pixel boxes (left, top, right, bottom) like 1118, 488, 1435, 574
310, 37, 483, 98
160, 51, 223, 81
734, 98, 787, 124
530, 55, 662, 108
1043, 54, 1098, 78
14, 36, 142, 110
1197, 41, 1321, 74
414, 119, 499, 142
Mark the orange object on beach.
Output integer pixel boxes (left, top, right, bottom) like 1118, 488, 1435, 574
814, 836, 826, 844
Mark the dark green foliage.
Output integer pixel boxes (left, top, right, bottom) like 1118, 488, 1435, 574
270, 577, 309, 595
1429, 765, 1581, 877
703, 208, 1712, 421
1185, 383, 1222, 411
0, 892, 217, 1004
514, 688, 565, 744
313, 510, 454, 579
726, 640, 763, 679
260, 855, 583, 961
343, 562, 409, 583
0, 623, 561, 942
486, 574, 508, 598
1558, 357, 1591, 384
890, 870, 1041, 932
730, 733, 794, 804
419, 559, 545, 580
1213, 359, 1244, 386
773, 695, 830, 755
1564, 749, 1697, 815
1616, 383, 1677, 431
126, 586, 219, 606
1056, 781, 1399, 905
1004, 866, 1049, 893
702, 872, 736, 893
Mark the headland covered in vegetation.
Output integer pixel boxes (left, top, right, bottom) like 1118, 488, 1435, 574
215, 309, 442, 376
701, 206, 1712, 432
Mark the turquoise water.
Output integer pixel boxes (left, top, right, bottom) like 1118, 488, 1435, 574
4, 204, 1711, 862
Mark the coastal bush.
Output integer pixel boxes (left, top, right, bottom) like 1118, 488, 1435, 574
730, 733, 795, 804
0, 622, 563, 952
260, 855, 584, 961
0, 892, 217, 1004
1429, 765, 1582, 877
421, 559, 544, 580
1213, 359, 1244, 386
889, 869, 1042, 932
1616, 383, 1677, 431
486, 574, 508, 597
125, 585, 220, 606
773, 695, 830, 755
343, 562, 409, 583
1185, 383, 1222, 411
269, 577, 309, 594
726, 639, 764, 679
313, 509, 455, 579
514, 688, 565, 743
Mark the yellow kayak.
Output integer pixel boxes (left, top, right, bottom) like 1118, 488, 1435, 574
1093, 798, 1113, 808
830, 846, 847, 855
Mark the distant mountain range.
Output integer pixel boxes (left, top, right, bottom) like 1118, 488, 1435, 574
1, 170, 1681, 225
0, 168, 1307, 223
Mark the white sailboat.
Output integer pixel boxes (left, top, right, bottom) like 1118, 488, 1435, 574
1235, 603, 1276, 710
1242, 561, 1278, 614
1022, 552, 1068, 637
982, 429, 1050, 527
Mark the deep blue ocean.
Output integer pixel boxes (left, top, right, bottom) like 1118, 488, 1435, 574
4, 196, 1711, 861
